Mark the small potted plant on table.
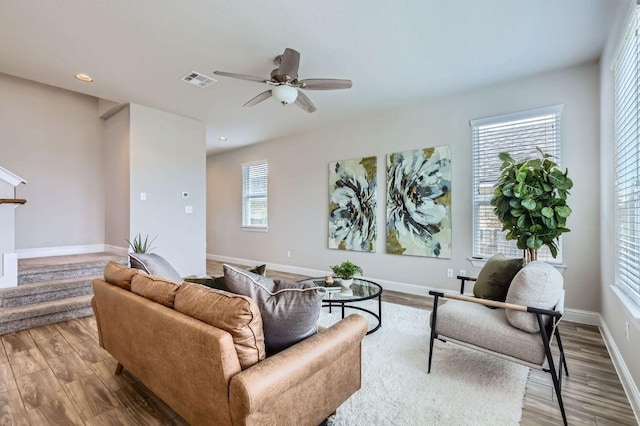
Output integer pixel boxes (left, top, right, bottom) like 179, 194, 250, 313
330, 261, 363, 289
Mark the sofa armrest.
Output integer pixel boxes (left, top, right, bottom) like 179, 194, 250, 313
229, 314, 368, 426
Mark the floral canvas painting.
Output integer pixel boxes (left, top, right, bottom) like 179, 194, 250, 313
386, 146, 452, 258
329, 156, 377, 252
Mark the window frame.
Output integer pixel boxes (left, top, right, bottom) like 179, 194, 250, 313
241, 160, 268, 232
470, 104, 564, 263
613, 4, 640, 308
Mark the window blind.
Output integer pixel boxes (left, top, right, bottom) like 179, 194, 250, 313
470, 105, 563, 260
615, 5, 640, 305
241, 160, 268, 228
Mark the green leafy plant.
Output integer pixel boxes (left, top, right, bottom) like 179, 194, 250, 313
126, 233, 157, 254
490, 148, 573, 262
330, 260, 363, 280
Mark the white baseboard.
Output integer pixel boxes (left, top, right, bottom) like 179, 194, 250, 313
599, 316, 640, 423
17, 244, 110, 259
104, 245, 129, 256
207, 253, 328, 278
208, 254, 611, 323
563, 308, 600, 325
207, 253, 474, 299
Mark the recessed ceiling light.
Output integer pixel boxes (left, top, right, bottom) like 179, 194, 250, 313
218, 137, 227, 141
75, 73, 94, 82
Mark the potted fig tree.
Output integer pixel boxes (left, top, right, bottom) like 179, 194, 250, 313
490, 148, 573, 263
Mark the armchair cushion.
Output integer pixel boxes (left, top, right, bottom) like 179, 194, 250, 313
505, 261, 563, 333
473, 254, 523, 302
433, 300, 546, 365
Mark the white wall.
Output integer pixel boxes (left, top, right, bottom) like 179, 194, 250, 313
0, 73, 105, 249
103, 106, 130, 248
599, 0, 640, 407
129, 104, 207, 276
207, 62, 601, 312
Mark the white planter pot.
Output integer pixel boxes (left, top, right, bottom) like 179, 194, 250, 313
340, 278, 353, 289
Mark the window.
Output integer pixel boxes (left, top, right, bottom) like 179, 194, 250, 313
241, 160, 268, 230
470, 105, 563, 261
614, 5, 640, 305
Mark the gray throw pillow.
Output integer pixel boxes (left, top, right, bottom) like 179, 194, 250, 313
473, 254, 523, 302
223, 264, 326, 354
505, 261, 564, 333
129, 253, 182, 283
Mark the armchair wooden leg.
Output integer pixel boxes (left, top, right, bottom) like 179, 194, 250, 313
115, 362, 124, 375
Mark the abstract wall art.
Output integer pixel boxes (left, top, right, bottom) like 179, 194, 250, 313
329, 156, 377, 252
386, 145, 452, 258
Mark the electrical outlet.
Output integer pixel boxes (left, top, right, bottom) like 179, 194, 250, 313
625, 321, 630, 342
447, 268, 453, 278
185, 206, 193, 214
459, 269, 466, 277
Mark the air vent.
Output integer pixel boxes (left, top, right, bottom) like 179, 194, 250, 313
180, 71, 216, 87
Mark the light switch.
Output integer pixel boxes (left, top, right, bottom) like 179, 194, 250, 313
185, 206, 193, 214
140, 192, 147, 201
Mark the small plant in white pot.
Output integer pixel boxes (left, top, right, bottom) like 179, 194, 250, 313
330, 261, 363, 289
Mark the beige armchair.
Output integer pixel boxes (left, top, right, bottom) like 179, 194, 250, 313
428, 261, 568, 426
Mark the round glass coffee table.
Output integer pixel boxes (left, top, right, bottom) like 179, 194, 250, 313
299, 277, 382, 335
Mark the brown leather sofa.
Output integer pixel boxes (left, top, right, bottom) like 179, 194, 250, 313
91, 263, 368, 426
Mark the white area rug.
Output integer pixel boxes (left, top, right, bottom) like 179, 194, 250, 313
318, 301, 529, 426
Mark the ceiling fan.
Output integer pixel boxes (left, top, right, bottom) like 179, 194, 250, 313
213, 48, 352, 113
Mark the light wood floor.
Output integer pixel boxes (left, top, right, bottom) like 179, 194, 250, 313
0, 261, 636, 425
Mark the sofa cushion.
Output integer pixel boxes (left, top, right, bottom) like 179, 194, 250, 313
174, 282, 265, 369
104, 261, 144, 291
473, 254, 523, 302
505, 261, 564, 333
433, 299, 546, 365
129, 253, 182, 283
223, 264, 326, 354
131, 274, 181, 308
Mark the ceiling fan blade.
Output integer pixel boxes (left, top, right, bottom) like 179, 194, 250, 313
298, 79, 352, 90
278, 48, 301, 79
213, 71, 267, 84
294, 91, 317, 113
243, 90, 272, 108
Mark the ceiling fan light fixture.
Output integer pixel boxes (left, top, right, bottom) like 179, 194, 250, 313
272, 84, 298, 105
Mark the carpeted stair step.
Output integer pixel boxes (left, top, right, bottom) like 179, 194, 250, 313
18, 253, 128, 284
0, 294, 94, 335
0, 275, 100, 307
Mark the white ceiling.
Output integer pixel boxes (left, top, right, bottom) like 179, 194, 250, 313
0, 0, 626, 153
